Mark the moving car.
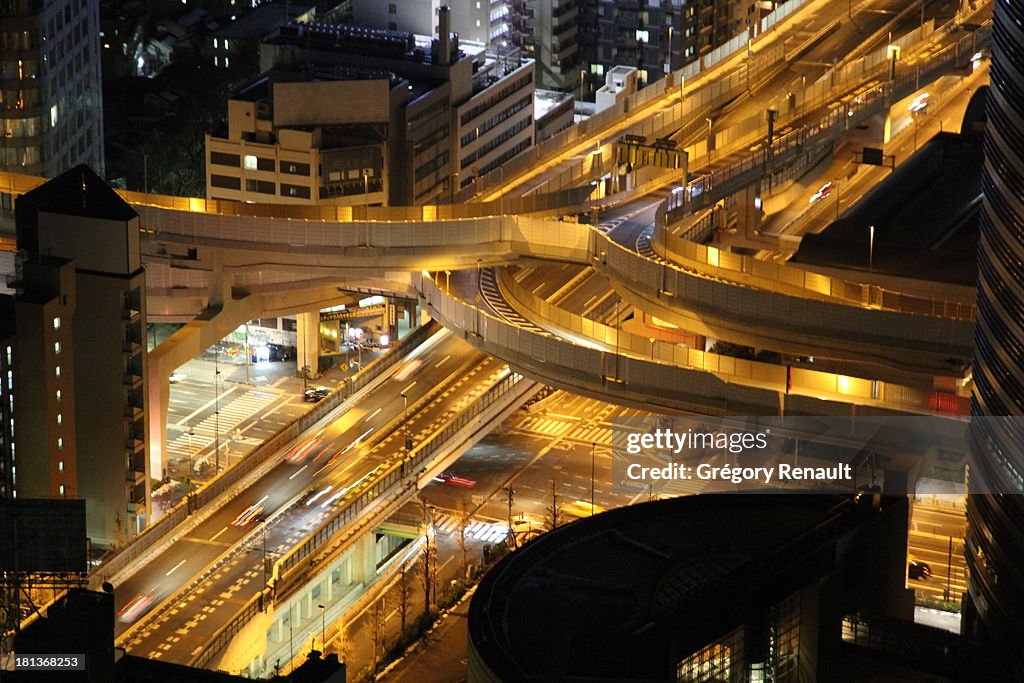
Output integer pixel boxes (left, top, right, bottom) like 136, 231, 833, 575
562, 500, 606, 518
169, 372, 187, 383
117, 593, 155, 623
808, 182, 832, 203
434, 471, 476, 488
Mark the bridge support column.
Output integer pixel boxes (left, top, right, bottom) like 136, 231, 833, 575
296, 310, 321, 379
350, 532, 378, 585
733, 181, 763, 240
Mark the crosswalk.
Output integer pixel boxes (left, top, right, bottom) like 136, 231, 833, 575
166, 387, 282, 464
432, 513, 510, 545
478, 267, 550, 335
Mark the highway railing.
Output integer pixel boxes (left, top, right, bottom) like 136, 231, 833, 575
593, 230, 974, 359
193, 368, 537, 669
454, 0, 814, 203
90, 321, 439, 589
495, 267, 968, 416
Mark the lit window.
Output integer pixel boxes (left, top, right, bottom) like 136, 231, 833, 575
56, 389, 61, 402
225, 57, 230, 68
56, 413, 62, 425
53, 316, 60, 329
59, 484, 65, 496
6, 346, 11, 364
213, 38, 218, 48
58, 437, 63, 450
636, 29, 649, 42
58, 460, 64, 472
214, 55, 219, 67
50, 104, 58, 127
224, 39, 229, 50
54, 341, 61, 354
55, 365, 61, 378
243, 155, 257, 170
6, 370, 11, 390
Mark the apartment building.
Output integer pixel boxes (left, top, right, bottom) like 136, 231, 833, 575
6, 166, 149, 548
0, 0, 104, 177
206, 9, 535, 206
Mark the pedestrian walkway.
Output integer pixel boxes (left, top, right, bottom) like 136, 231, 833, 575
432, 513, 510, 545
166, 387, 283, 469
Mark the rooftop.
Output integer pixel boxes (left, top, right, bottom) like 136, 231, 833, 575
16, 165, 137, 223
469, 493, 905, 681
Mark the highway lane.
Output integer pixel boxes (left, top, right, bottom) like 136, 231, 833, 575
120, 343, 514, 664
112, 329, 474, 635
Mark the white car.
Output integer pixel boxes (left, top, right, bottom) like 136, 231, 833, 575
169, 372, 187, 383
908, 93, 929, 113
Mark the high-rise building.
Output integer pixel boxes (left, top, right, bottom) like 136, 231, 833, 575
351, 0, 517, 49
10, 166, 148, 548
0, 257, 78, 505
964, 0, 1024, 676
207, 10, 535, 206
524, 0, 580, 92
0, 0, 104, 177
575, 0, 767, 93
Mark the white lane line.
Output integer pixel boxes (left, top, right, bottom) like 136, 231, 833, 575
401, 381, 417, 395
210, 526, 228, 542
434, 355, 451, 368
165, 559, 187, 577
288, 464, 308, 480
365, 407, 382, 422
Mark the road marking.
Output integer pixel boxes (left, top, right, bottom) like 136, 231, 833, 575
401, 381, 417, 395
210, 526, 228, 542
365, 407, 382, 422
165, 560, 187, 577
434, 355, 451, 368
288, 464, 308, 480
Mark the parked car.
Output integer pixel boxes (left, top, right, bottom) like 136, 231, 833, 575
303, 386, 331, 402
908, 560, 932, 581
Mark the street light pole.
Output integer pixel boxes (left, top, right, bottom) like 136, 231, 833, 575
591, 442, 596, 516
317, 604, 326, 653
869, 225, 875, 271
214, 345, 221, 474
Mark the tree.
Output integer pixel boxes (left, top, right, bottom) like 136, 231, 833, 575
420, 500, 437, 616
397, 561, 411, 635
545, 478, 563, 531
371, 597, 385, 676
456, 497, 472, 580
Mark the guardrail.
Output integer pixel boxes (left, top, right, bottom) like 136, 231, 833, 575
90, 321, 439, 588
496, 268, 968, 416
193, 368, 536, 669
454, 0, 814, 202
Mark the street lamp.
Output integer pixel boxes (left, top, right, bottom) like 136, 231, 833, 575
187, 427, 195, 480
401, 391, 411, 465
579, 69, 585, 102
666, 27, 673, 74
591, 442, 596, 516
868, 225, 875, 271
317, 604, 326, 653
649, 337, 656, 360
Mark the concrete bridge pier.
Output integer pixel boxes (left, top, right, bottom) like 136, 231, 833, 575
296, 310, 322, 379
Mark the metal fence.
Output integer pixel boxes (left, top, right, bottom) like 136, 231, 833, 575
496, 267, 967, 416
91, 321, 438, 588
193, 369, 536, 669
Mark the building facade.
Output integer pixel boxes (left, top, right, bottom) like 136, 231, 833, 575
351, 0, 516, 50
207, 11, 535, 206
12, 166, 148, 548
524, 0, 580, 92
0, 0, 104, 177
964, 0, 1024, 676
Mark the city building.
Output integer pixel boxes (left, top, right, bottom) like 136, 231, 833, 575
523, 0, 580, 92
351, 0, 517, 49
0, 0, 104, 177
0, 257, 78, 504
469, 493, 1008, 681
206, 9, 535, 206
963, 0, 1024, 676
11, 166, 148, 548
533, 89, 573, 142
576, 0, 771, 93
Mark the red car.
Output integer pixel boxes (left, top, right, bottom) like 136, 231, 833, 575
434, 471, 476, 488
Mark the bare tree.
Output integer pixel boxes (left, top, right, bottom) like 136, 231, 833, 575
397, 561, 411, 636
545, 478, 563, 531
371, 597, 385, 677
456, 497, 472, 580
420, 499, 436, 616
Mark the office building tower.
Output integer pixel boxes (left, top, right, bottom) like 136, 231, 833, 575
963, 0, 1024, 676
13, 166, 148, 547
0, 0, 104, 177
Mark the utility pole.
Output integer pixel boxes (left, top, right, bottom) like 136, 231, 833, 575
591, 442, 596, 516
505, 485, 515, 548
